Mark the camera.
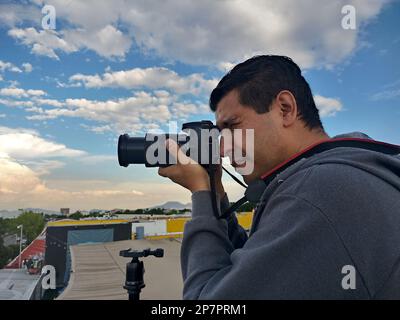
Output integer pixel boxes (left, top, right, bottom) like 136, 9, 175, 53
118, 120, 220, 168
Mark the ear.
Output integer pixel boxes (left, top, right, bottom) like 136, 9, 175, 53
275, 90, 298, 128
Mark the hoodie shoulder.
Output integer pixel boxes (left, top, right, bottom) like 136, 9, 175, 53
277, 145, 400, 211
333, 131, 372, 139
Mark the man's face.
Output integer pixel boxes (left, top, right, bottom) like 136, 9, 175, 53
215, 89, 289, 184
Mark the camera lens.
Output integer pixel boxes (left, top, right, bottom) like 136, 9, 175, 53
118, 134, 146, 167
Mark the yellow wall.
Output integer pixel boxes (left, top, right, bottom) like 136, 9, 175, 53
145, 233, 183, 240
166, 218, 189, 233
47, 219, 130, 227
236, 212, 253, 230
164, 212, 254, 233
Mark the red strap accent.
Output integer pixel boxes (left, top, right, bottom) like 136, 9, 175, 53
260, 138, 400, 180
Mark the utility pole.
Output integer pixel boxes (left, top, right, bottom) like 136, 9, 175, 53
17, 225, 23, 268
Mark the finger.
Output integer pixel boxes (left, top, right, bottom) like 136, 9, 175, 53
166, 139, 194, 165
158, 167, 170, 177
158, 164, 179, 177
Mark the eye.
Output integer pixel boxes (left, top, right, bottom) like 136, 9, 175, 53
230, 122, 240, 129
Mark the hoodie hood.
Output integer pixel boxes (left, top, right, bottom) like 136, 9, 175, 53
244, 132, 400, 204
279, 132, 400, 192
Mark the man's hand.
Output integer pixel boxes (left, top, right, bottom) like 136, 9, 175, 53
158, 139, 211, 193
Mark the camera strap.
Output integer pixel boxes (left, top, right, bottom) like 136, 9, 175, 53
217, 137, 400, 220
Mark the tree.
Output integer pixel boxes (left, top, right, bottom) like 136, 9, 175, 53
68, 211, 84, 220
14, 211, 46, 244
0, 235, 6, 268
0, 213, 43, 268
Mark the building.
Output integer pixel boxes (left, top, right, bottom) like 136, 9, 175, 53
5, 230, 46, 269
0, 269, 43, 300
1, 233, 18, 247
45, 219, 132, 288
131, 211, 254, 240
60, 208, 70, 216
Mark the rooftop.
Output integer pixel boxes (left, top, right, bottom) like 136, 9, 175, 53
0, 269, 41, 300
58, 238, 183, 300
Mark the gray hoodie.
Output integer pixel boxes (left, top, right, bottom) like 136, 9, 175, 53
181, 132, 400, 299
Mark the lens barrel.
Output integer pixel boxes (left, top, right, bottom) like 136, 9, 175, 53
118, 134, 146, 167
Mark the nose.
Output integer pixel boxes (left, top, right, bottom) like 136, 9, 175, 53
219, 134, 233, 160
219, 138, 224, 158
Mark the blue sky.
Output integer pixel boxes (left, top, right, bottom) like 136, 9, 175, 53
0, 0, 399, 211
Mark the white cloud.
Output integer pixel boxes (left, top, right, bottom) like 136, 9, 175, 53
0, 98, 34, 108
80, 124, 113, 134
121, 0, 389, 68
69, 67, 218, 95
33, 98, 64, 107
0, 155, 43, 195
8, 25, 131, 60
0, 153, 148, 210
8, 0, 390, 68
0, 126, 86, 159
20, 159, 65, 176
0, 87, 46, 98
0, 127, 86, 207
79, 189, 144, 197
0, 87, 26, 97
217, 61, 236, 72
8, 28, 77, 60
0, 60, 22, 73
370, 79, 400, 101
24, 91, 209, 133
0, 3, 41, 27
27, 89, 46, 96
371, 89, 400, 101
0, 126, 149, 210
22, 62, 33, 72
63, 25, 132, 59
314, 95, 343, 117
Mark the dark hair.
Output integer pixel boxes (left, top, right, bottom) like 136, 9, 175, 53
209, 55, 323, 130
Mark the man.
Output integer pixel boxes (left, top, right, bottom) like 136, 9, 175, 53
158, 55, 400, 299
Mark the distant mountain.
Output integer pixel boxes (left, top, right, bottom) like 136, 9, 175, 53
0, 208, 60, 218
23, 208, 60, 215
0, 203, 192, 219
152, 201, 192, 210
0, 210, 21, 218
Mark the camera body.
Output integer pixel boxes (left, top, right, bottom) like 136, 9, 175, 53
118, 120, 220, 168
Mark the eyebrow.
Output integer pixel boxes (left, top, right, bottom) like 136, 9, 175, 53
216, 116, 238, 130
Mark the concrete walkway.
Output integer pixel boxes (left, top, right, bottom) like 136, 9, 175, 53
58, 238, 183, 300
0, 269, 41, 300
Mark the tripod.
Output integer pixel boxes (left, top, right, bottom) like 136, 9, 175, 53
119, 248, 164, 300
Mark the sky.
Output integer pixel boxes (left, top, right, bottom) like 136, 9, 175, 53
0, 0, 399, 211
